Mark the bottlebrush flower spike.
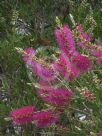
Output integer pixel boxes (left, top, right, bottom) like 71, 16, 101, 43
55, 25, 77, 57
10, 106, 36, 125
23, 48, 56, 81
76, 24, 92, 42
37, 88, 73, 107
55, 25, 92, 73
52, 54, 80, 81
35, 63, 56, 81
75, 25, 102, 66
74, 24, 93, 50
33, 110, 60, 127
72, 54, 92, 73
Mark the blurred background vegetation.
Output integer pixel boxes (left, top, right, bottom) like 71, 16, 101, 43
0, 0, 102, 135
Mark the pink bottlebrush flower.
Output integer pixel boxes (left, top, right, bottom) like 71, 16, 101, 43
55, 25, 77, 57
82, 91, 96, 102
23, 48, 56, 81
52, 55, 67, 76
37, 88, 73, 107
10, 106, 36, 125
75, 24, 93, 50
52, 54, 80, 81
75, 24, 102, 66
63, 25, 76, 52
35, 63, 56, 81
76, 24, 92, 42
33, 110, 60, 127
55, 25, 91, 73
75, 25, 102, 66
72, 54, 92, 73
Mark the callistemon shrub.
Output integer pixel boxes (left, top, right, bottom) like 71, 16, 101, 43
10, 24, 102, 135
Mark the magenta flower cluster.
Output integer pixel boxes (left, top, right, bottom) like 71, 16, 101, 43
10, 106, 36, 125
55, 25, 92, 75
11, 106, 60, 127
10, 24, 102, 128
75, 24, 102, 65
37, 88, 73, 107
